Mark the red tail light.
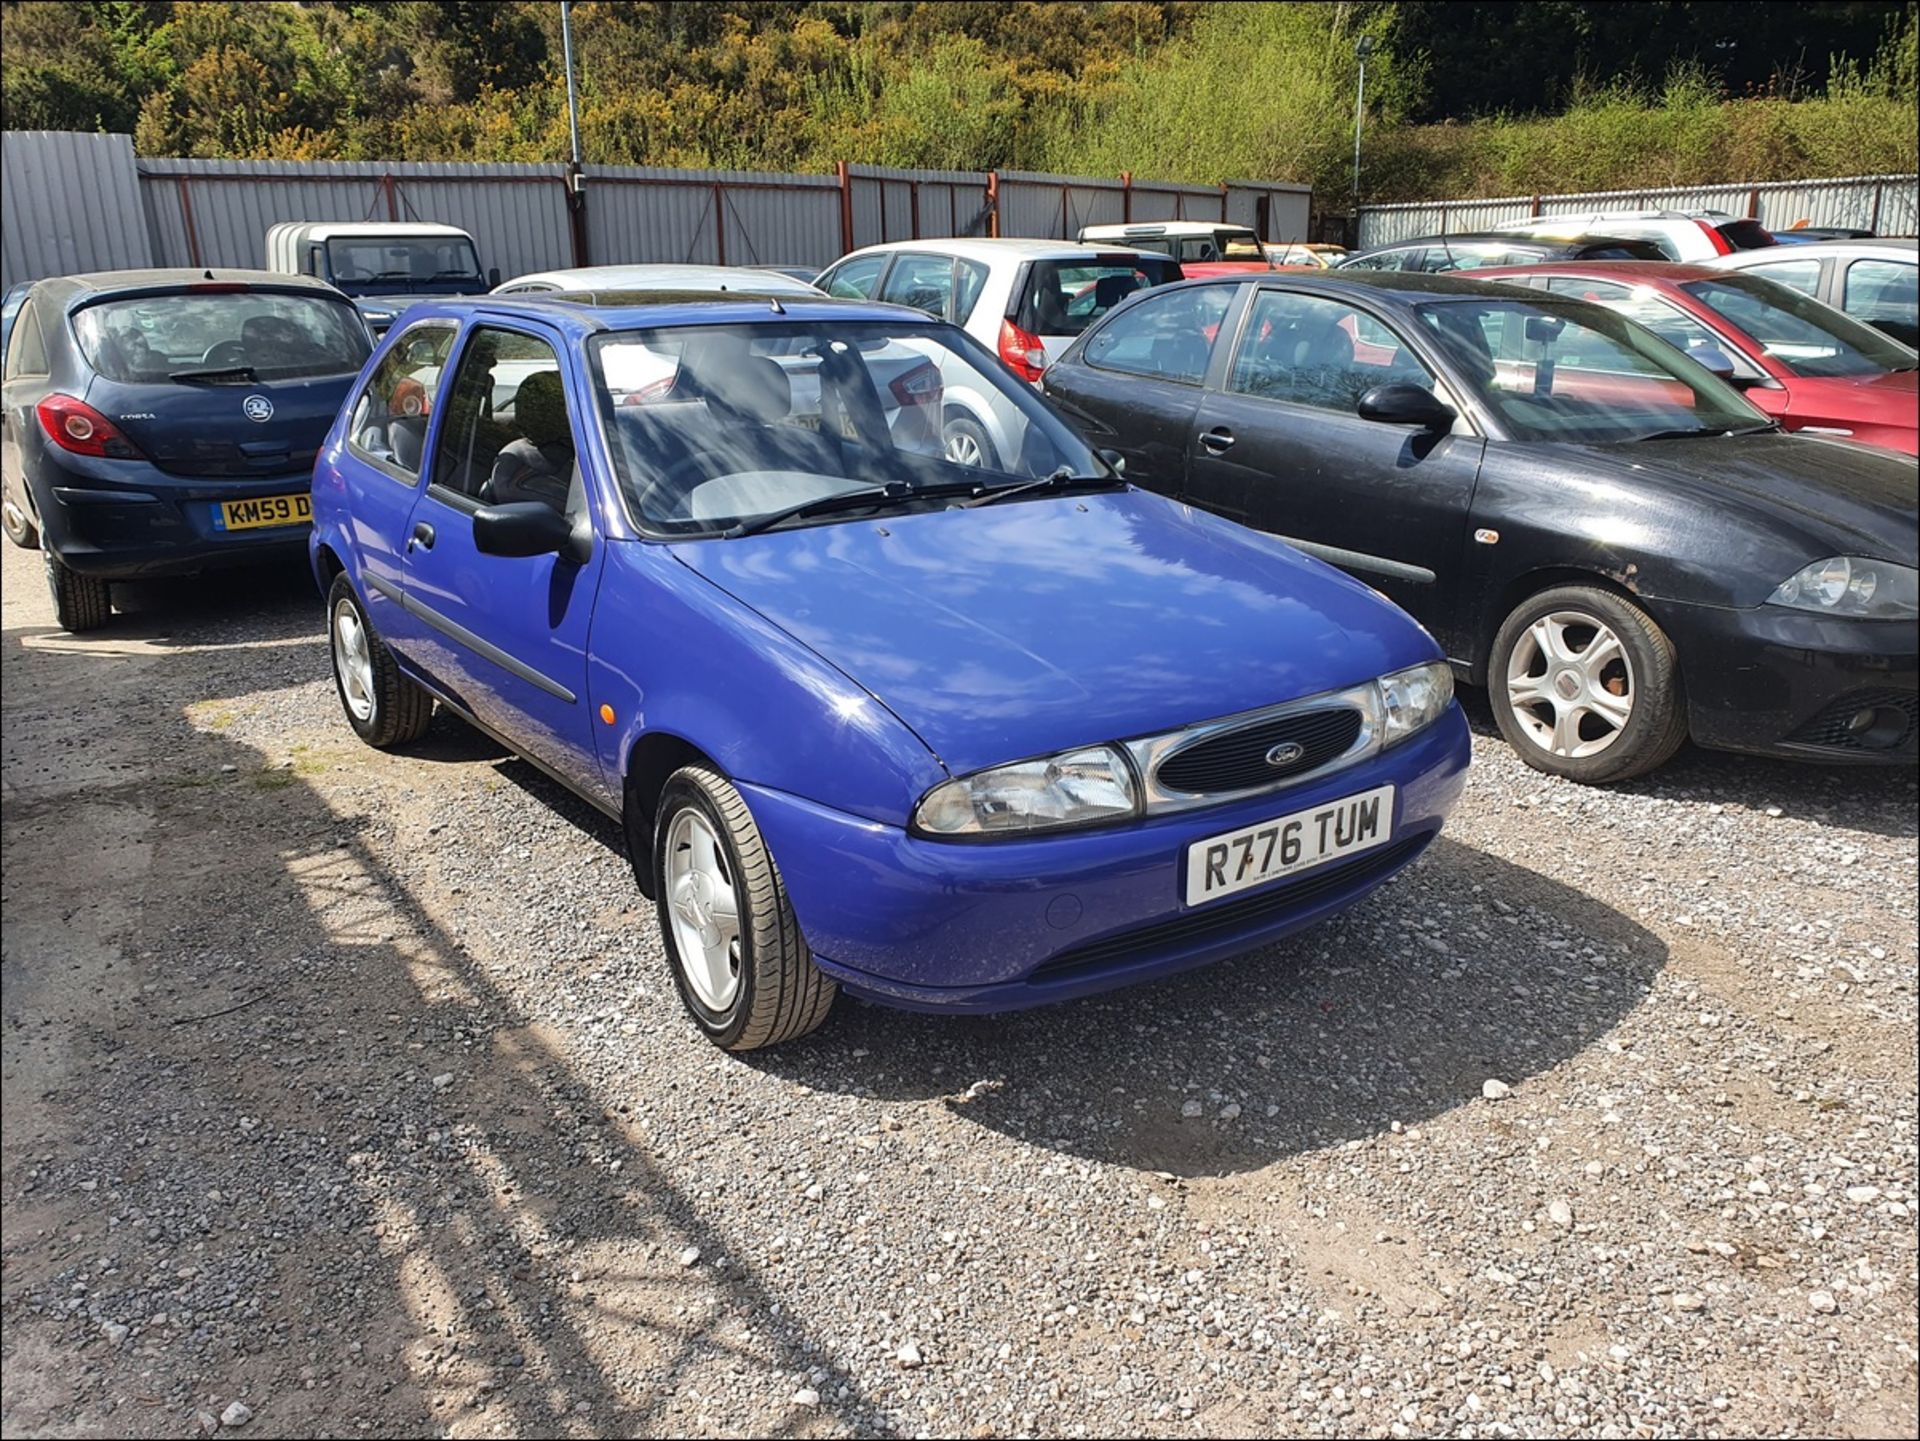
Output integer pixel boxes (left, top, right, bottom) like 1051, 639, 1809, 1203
620, 374, 678, 406
997, 319, 1047, 383
888, 359, 943, 412
36, 394, 143, 459
1694, 219, 1734, 256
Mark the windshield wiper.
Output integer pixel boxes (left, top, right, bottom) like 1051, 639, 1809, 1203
431, 269, 482, 281
725, 483, 918, 538
168, 365, 258, 384
961, 466, 1126, 508
1633, 424, 1742, 442
367, 270, 414, 281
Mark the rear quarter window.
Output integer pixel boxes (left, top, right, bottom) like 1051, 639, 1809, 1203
73, 290, 370, 384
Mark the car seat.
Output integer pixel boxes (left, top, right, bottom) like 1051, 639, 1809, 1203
1031, 285, 1070, 336
484, 370, 576, 508
1093, 273, 1141, 311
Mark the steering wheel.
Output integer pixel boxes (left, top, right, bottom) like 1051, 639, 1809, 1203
203, 340, 247, 368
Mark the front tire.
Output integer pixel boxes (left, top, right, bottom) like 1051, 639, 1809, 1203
650, 764, 834, 1050
1489, 583, 1686, 784
45, 552, 110, 632
327, 573, 432, 748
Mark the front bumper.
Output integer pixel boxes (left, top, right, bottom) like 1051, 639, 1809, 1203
27, 451, 314, 580
741, 708, 1470, 1013
1660, 596, 1918, 762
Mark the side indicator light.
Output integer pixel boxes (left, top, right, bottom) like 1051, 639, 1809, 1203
599, 704, 616, 725
1475, 528, 1500, 545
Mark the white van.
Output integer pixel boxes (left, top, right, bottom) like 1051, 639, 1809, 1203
265, 222, 498, 335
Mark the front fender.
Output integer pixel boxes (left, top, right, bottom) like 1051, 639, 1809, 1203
589, 538, 947, 825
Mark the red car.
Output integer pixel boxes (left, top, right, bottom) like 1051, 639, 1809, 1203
1481, 260, 1919, 455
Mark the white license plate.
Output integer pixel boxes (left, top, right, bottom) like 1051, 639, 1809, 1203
1184, 784, 1395, 906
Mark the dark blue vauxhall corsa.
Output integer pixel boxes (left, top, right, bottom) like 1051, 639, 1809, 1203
1, 270, 372, 630
310, 290, 1470, 1049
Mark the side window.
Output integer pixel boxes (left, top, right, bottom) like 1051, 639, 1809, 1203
1842, 260, 1917, 345
822, 254, 886, 300
303, 243, 327, 278
1545, 276, 1755, 376
953, 258, 990, 323
432, 328, 577, 512
1347, 247, 1418, 273
346, 321, 458, 477
4, 298, 48, 378
1082, 284, 1232, 385
878, 254, 956, 320
1229, 290, 1434, 412
1746, 259, 1822, 297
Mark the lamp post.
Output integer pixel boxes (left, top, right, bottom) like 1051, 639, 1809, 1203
1352, 33, 1376, 223
560, 1, 588, 266
561, 1, 582, 169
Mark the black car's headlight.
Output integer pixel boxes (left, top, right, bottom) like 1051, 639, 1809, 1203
913, 745, 1138, 837
1768, 557, 1918, 620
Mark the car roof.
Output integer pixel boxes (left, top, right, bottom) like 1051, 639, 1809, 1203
28, 268, 348, 307
271, 221, 472, 240
1080, 222, 1256, 237
1469, 259, 1720, 284
1713, 238, 1918, 262
496, 263, 823, 295
1150, 269, 1586, 302
399, 291, 929, 335
840, 236, 1173, 263
1355, 231, 1642, 251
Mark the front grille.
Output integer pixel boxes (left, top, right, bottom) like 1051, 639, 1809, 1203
1786, 688, 1918, 750
1028, 834, 1427, 985
1155, 706, 1363, 793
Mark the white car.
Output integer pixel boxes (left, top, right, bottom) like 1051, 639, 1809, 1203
814, 238, 1182, 468
1703, 239, 1918, 348
1489, 209, 1776, 263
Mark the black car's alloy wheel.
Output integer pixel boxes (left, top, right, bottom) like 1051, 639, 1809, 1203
648, 763, 834, 1051
1490, 584, 1687, 783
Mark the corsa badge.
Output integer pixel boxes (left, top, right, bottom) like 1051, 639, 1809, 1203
243, 395, 275, 423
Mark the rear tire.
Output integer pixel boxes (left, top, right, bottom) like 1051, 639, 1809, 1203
327, 573, 432, 748
44, 552, 110, 632
650, 764, 834, 1051
1489, 583, 1686, 784
942, 414, 999, 470
2, 483, 38, 549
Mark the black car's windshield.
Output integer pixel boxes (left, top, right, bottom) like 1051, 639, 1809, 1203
1681, 273, 1916, 378
590, 321, 1107, 536
1411, 296, 1769, 443
72, 290, 371, 385
325, 236, 482, 289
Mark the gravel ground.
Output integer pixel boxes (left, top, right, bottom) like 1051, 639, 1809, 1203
2, 535, 1915, 1440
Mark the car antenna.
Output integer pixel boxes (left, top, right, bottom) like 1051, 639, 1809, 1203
204, 268, 215, 280
768, 295, 785, 314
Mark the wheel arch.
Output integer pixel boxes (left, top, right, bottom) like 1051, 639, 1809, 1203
623, 730, 723, 899
1474, 565, 1657, 686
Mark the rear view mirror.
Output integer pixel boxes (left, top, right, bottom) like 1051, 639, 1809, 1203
473, 501, 587, 562
1688, 345, 1737, 381
1097, 448, 1127, 476
1357, 383, 1456, 432
487, 267, 502, 288
1524, 314, 1566, 344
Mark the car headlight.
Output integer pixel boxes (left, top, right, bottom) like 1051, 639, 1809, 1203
914, 745, 1138, 837
1768, 557, 1918, 619
1379, 661, 1454, 746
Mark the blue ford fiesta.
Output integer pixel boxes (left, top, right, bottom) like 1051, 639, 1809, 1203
311, 289, 1469, 1049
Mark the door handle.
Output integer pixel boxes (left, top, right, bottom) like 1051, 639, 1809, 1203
408, 521, 435, 553
1199, 428, 1236, 454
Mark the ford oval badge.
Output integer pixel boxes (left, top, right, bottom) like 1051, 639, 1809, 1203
243, 395, 274, 423
1265, 741, 1306, 767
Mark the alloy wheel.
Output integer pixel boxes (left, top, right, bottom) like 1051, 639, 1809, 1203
665, 809, 743, 1012
1504, 610, 1636, 759
332, 598, 377, 723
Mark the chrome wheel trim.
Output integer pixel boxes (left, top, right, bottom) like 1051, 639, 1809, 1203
1505, 610, 1635, 759
943, 427, 984, 467
664, 808, 743, 1013
332, 598, 377, 723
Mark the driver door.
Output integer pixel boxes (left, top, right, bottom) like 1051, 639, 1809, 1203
401, 322, 609, 800
1183, 287, 1484, 650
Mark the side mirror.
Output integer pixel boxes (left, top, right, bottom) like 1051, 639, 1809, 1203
1688, 345, 1737, 382
473, 501, 581, 560
486, 267, 502, 289
1097, 447, 1127, 477
1357, 382, 1456, 432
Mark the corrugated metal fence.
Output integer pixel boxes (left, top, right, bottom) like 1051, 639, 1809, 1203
0, 130, 1313, 290
1358, 174, 1920, 248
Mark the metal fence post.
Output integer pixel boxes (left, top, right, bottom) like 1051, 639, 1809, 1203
987, 171, 1000, 237
836, 161, 854, 254
1121, 171, 1132, 224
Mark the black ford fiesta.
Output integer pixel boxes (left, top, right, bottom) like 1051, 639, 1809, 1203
1042, 271, 1918, 783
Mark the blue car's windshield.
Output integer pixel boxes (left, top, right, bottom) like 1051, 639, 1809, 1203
589, 320, 1106, 536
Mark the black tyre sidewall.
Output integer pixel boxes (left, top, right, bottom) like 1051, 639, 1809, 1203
652, 775, 756, 1046
44, 551, 108, 632
1490, 586, 1684, 784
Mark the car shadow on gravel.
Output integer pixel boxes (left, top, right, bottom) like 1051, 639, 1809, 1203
749, 835, 1668, 1180
1, 621, 892, 1438
1457, 683, 1918, 840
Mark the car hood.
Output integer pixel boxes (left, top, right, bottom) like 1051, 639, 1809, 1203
671, 489, 1438, 775
1571, 429, 1917, 566
1784, 368, 1919, 431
